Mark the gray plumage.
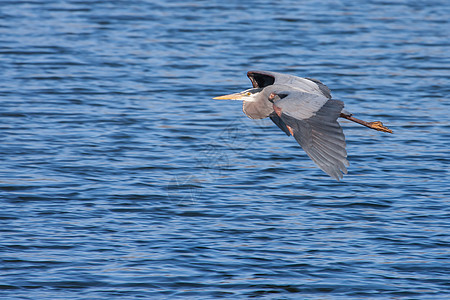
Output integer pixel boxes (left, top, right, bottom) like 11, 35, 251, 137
280, 99, 348, 180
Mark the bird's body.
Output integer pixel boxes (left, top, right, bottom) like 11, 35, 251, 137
214, 70, 392, 180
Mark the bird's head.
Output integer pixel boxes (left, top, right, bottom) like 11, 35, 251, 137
213, 88, 263, 102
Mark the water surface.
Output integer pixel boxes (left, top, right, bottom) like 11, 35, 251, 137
1, 0, 449, 299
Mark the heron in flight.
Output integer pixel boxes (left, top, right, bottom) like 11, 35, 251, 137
213, 70, 392, 180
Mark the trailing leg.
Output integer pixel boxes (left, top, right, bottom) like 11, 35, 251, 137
340, 112, 393, 133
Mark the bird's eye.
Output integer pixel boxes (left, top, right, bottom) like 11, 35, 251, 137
246, 92, 251, 96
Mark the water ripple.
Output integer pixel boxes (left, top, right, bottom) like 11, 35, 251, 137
1, 0, 449, 299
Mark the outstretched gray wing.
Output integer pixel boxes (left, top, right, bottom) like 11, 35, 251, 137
247, 70, 332, 99
273, 91, 348, 180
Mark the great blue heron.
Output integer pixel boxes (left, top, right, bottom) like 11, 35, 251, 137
213, 70, 392, 180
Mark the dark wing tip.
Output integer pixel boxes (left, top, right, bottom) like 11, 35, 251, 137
247, 70, 276, 88
269, 113, 291, 136
305, 77, 332, 99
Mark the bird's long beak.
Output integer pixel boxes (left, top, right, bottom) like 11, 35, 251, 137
213, 92, 245, 100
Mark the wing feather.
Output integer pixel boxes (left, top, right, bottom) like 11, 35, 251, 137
247, 70, 332, 98
274, 91, 330, 120
277, 98, 349, 180
269, 113, 291, 136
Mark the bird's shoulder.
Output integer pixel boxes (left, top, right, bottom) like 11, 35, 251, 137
272, 90, 330, 120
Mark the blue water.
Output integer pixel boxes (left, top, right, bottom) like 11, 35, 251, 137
1, 0, 449, 299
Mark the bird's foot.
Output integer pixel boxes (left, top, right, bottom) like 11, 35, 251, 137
367, 121, 393, 133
